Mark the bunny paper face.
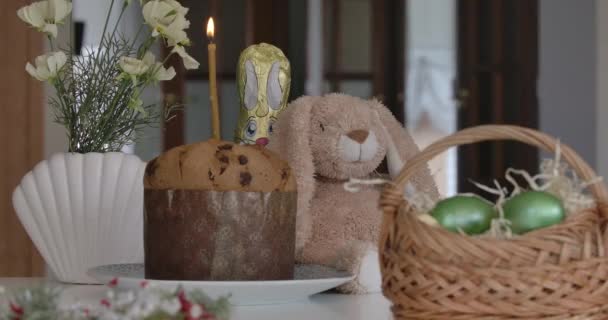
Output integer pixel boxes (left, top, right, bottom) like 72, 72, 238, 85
310, 95, 388, 180
235, 43, 291, 146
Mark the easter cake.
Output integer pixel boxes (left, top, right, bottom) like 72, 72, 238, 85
144, 139, 297, 281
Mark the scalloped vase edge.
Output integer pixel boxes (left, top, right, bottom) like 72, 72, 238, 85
12, 152, 146, 284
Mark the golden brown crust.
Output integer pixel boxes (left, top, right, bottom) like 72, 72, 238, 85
144, 139, 297, 192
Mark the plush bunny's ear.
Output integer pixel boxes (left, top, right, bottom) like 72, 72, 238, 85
268, 96, 319, 255
371, 99, 440, 200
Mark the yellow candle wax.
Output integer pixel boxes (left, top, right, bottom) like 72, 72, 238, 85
206, 17, 221, 140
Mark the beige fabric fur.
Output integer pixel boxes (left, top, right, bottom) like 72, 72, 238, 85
269, 93, 439, 293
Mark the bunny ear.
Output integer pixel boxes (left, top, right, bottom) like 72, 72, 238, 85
371, 99, 441, 200
268, 95, 319, 254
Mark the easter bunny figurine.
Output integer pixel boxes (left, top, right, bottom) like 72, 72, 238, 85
269, 93, 439, 293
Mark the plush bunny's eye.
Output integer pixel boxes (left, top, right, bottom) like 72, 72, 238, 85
319, 123, 325, 132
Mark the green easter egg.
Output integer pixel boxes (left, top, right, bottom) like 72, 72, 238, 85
503, 191, 565, 234
430, 195, 496, 235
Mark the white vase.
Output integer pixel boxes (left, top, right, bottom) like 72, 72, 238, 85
12, 152, 146, 284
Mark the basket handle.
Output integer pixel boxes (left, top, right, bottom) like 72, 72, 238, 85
380, 125, 608, 221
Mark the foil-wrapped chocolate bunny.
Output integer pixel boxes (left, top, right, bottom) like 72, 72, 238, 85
234, 43, 291, 146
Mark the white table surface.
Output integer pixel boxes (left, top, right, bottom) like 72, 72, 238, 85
0, 278, 393, 320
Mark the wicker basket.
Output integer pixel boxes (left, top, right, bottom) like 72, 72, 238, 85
379, 125, 608, 320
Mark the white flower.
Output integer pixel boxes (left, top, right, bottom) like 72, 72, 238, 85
159, 298, 181, 315
152, 63, 176, 81
118, 52, 151, 86
25, 51, 67, 81
190, 304, 203, 318
171, 45, 199, 70
163, 0, 189, 16
114, 291, 135, 308
144, 52, 176, 81
119, 55, 151, 77
142, 0, 191, 46
119, 52, 175, 82
17, 0, 72, 38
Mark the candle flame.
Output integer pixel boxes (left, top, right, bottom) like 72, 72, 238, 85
206, 17, 215, 40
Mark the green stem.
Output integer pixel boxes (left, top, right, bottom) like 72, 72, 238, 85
161, 51, 174, 65
108, 6, 127, 45
129, 23, 146, 51
69, 7, 74, 54
82, 0, 116, 121
47, 36, 55, 51
138, 35, 156, 58
83, 3, 126, 131
91, 4, 126, 104
92, 80, 133, 150
98, 0, 116, 54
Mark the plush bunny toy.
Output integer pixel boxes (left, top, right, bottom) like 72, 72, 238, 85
269, 93, 439, 293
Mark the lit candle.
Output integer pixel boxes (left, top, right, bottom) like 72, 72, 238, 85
206, 17, 221, 140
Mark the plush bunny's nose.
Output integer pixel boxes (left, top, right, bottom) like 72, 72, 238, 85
347, 130, 369, 144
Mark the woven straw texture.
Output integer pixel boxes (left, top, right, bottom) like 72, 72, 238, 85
379, 125, 608, 319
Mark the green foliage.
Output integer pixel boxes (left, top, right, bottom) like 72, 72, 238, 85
51, 36, 158, 153
187, 290, 231, 320
2, 286, 62, 320
20, 0, 199, 153
49, 0, 170, 153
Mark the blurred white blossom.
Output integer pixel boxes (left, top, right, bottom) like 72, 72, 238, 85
142, 0, 191, 46
190, 304, 202, 318
17, 0, 72, 38
119, 52, 176, 83
119, 55, 151, 77
172, 45, 200, 70
25, 51, 67, 81
159, 298, 181, 315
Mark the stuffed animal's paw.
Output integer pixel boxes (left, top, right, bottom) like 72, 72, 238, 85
355, 248, 382, 293
334, 243, 382, 294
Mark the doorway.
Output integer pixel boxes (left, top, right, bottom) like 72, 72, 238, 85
405, 0, 458, 196
456, 0, 539, 194
405, 0, 539, 196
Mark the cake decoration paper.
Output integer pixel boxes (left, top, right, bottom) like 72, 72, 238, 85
144, 189, 296, 281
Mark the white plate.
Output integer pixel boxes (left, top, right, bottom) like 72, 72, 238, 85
87, 264, 354, 306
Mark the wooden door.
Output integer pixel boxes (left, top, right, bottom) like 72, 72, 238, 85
372, 0, 406, 121
456, 0, 539, 192
0, 0, 45, 276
